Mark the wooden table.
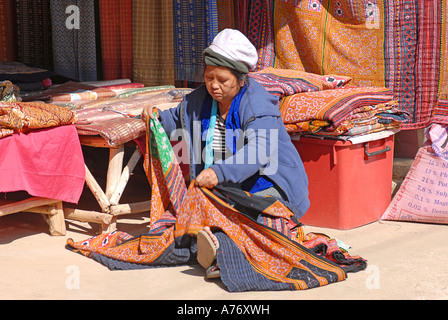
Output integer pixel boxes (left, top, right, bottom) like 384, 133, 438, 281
67, 135, 151, 233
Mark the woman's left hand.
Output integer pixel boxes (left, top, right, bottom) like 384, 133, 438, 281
195, 168, 219, 189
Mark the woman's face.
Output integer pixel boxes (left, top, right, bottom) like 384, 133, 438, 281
204, 65, 244, 106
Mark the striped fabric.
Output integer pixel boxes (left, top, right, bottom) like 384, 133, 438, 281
99, 0, 133, 81
173, 0, 219, 82
15, 0, 53, 71
132, 0, 175, 86
0, 0, 17, 62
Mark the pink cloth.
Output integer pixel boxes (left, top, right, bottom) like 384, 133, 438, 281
0, 125, 85, 204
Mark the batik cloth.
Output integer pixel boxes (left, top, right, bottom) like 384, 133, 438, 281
0, 101, 77, 133
66, 115, 366, 292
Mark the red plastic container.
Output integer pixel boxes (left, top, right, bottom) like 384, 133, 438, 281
293, 135, 394, 229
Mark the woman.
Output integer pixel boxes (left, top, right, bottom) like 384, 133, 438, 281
142, 29, 310, 278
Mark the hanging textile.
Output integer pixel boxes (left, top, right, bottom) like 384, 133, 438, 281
173, 0, 219, 82
247, 0, 276, 71
273, 0, 446, 129
216, 0, 235, 31
15, 0, 53, 71
99, 0, 133, 81
132, 0, 175, 86
0, 0, 17, 62
50, 0, 98, 82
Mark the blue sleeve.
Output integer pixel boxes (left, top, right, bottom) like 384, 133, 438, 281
210, 115, 280, 184
158, 101, 182, 137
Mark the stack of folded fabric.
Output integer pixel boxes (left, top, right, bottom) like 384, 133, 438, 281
250, 68, 409, 140
279, 86, 409, 140
73, 87, 192, 146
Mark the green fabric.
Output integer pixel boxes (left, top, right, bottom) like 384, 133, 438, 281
204, 48, 249, 74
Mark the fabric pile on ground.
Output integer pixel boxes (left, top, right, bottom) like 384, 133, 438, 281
66, 116, 366, 292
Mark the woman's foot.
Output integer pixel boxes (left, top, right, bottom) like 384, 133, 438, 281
197, 227, 220, 272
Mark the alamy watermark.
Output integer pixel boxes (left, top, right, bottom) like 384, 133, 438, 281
65, 5, 80, 30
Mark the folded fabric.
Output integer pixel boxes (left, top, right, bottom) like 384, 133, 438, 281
280, 86, 396, 134
76, 117, 146, 146
249, 67, 352, 99
0, 125, 85, 203
22, 81, 117, 102
1, 81, 19, 102
0, 101, 77, 133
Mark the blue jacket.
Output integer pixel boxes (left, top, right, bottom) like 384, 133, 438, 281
158, 78, 310, 219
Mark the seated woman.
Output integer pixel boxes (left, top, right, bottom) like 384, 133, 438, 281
142, 29, 309, 278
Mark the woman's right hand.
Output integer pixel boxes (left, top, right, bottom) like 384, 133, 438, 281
141, 106, 158, 122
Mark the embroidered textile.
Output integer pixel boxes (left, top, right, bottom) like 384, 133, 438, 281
67, 116, 366, 292
250, 67, 352, 99
280, 86, 395, 134
273, 0, 446, 129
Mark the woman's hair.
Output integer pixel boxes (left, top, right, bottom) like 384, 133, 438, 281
230, 68, 250, 87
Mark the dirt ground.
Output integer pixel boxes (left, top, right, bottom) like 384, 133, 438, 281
0, 209, 447, 301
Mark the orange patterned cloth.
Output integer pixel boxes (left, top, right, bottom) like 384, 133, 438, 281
66, 116, 367, 291
0, 101, 77, 133
279, 86, 395, 134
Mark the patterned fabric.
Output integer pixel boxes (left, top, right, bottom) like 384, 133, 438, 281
173, 0, 219, 82
132, 0, 175, 86
75, 118, 146, 147
280, 87, 395, 134
98, 0, 133, 81
247, 0, 276, 71
15, 0, 53, 71
22, 81, 116, 103
273, 0, 446, 129
0, 81, 19, 102
250, 67, 352, 99
50, 0, 97, 81
66, 115, 366, 291
0, 0, 17, 62
0, 101, 77, 133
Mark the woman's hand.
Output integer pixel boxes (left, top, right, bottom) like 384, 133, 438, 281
195, 168, 219, 189
141, 106, 158, 122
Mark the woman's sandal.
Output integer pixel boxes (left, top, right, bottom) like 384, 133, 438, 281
197, 229, 219, 269
206, 264, 221, 279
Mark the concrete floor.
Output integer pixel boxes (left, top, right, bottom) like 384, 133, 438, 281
0, 210, 447, 300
